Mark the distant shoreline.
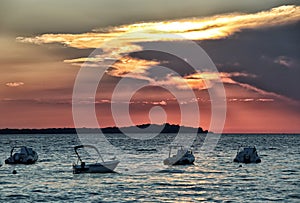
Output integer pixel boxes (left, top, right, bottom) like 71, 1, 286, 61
0, 124, 298, 134
0, 123, 208, 134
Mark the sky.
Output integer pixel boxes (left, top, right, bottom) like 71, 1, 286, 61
0, 1, 299, 133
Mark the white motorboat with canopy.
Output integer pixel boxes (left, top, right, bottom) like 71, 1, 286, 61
163, 145, 195, 165
233, 146, 261, 163
73, 145, 119, 174
5, 146, 38, 164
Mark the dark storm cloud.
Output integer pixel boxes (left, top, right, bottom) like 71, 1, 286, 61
199, 22, 300, 100
130, 50, 196, 77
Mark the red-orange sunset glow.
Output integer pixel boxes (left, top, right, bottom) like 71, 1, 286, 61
1, 3, 299, 133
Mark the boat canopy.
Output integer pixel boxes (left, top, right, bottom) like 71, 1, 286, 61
74, 145, 104, 163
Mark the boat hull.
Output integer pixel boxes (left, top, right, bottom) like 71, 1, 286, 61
73, 160, 119, 174
5, 157, 38, 164
164, 154, 195, 165
233, 157, 261, 164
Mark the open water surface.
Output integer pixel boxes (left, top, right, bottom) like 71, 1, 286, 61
0, 134, 299, 202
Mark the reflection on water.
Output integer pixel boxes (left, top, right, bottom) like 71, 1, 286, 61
0, 134, 299, 202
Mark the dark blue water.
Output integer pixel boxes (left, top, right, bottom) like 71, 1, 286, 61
0, 134, 299, 202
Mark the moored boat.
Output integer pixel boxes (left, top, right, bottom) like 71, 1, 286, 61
233, 146, 261, 163
163, 145, 195, 165
73, 145, 119, 174
5, 146, 38, 164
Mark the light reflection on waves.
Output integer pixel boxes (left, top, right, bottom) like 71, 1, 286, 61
0, 134, 299, 202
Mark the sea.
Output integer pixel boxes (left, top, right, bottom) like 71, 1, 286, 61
0, 133, 299, 202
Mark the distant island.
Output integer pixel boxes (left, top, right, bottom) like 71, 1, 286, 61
0, 123, 208, 134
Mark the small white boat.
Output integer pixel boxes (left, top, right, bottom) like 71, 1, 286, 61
233, 146, 261, 163
163, 145, 195, 165
73, 145, 119, 174
5, 146, 38, 164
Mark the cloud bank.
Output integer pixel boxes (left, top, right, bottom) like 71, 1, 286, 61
15, 5, 300, 103
17, 5, 300, 49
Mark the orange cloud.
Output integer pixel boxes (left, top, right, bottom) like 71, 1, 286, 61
256, 98, 274, 102
17, 5, 300, 49
165, 72, 255, 90
109, 56, 159, 78
5, 82, 24, 87
15, 5, 300, 105
16, 5, 299, 92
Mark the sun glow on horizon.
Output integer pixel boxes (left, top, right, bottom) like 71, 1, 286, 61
1, 4, 299, 132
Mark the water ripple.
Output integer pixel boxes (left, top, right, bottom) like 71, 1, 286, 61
0, 134, 299, 202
